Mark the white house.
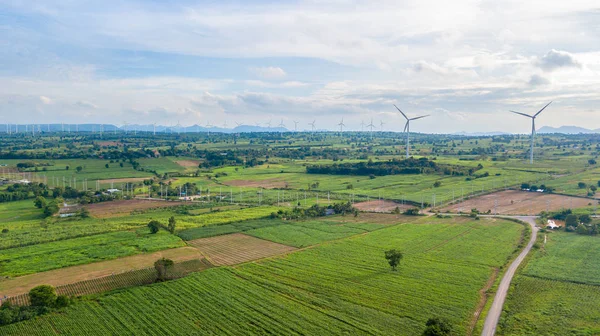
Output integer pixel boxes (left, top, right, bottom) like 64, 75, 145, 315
546, 220, 561, 230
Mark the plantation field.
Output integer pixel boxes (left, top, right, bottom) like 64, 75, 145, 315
0, 216, 525, 335
187, 233, 297, 265
522, 232, 600, 285
0, 246, 203, 297
86, 199, 188, 218
440, 190, 597, 215
246, 219, 390, 248
0, 229, 185, 277
499, 232, 600, 335
6, 259, 214, 306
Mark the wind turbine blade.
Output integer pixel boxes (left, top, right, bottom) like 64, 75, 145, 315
510, 111, 533, 118
534, 101, 552, 117
393, 104, 409, 120
409, 115, 429, 121
403, 122, 409, 133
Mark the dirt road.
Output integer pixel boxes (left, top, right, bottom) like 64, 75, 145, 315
481, 216, 538, 336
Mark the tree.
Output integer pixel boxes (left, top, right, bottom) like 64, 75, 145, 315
34, 196, 47, 209
29, 285, 57, 307
78, 207, 90, 218
384, 249, 403, 271
43, 202, 60, 217
105, 163, 109, 169
589, 159, 597, 165
576, 224, 589, 235
580, 214, 592, 224
154, 258, 174, 281
521, 183, 530, 189
565, 214, 579, 228
148, 220, 161, 234
65, 166, 69, 170
578, 182, 587, 189
76, 166, 83, 173
433, 181, 442, 188
422, 317, 453, 336
168, 216, 176, 234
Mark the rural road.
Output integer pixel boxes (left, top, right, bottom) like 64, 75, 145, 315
481, 216, 538, 336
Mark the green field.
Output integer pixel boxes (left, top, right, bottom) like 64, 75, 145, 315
0, 229, 184, 277
498, 232, 600, 335
1, 216, 524, 335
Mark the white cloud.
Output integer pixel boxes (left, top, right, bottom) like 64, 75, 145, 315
249, 66, 287, 79
536, 49, 582, 71
39, 96, 52, 104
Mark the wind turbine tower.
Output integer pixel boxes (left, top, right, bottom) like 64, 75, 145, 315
367, 118, 375, 139
510, 101, 552, 164
394, 105, 429, 159
293, 120, 299, 132
338, 118, 345, 133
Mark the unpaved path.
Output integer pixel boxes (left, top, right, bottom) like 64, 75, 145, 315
481, 216, 538, 336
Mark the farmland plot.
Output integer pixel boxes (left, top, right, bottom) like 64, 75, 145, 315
499, 232, 600, 335
187, 233, 296, 265
1, 217, 524, 335
440, 190, 596, 215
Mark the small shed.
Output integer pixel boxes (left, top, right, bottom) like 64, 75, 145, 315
546, 220, 561, 230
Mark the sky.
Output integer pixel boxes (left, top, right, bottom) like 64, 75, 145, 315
1, 0, 600, 133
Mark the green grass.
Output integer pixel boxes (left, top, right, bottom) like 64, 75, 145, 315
1, 217, 524, 335
498, 232, 600, 335
0, 229, 184, 277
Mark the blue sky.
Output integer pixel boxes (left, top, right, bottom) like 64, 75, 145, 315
1, 0, 599, 132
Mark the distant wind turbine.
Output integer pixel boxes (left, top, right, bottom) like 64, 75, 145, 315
367, 118, 375, 139
510, 101, 552, 164
338, 118, 346, 133
394, 104, 429, 159
293, 120, 299, 132
309, 120, 316, 133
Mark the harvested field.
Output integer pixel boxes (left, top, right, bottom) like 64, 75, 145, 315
187, 233, 296, 265
326, 212, 421, 225
353, 200, 414, 213
86, 199, 183, 218
97, 141, 120, 147
440, 190, 597, 215
0, 247, 202, 297
225, 178, 287, 189
97, 177, 149, 184
174, 159, 200, 168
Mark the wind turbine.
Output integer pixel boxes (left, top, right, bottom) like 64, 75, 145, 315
510, 101, 552, 164
266, 119, 272, 130
309, 120, 316, 133
293, 120, 299, 132
338, 118, 346, 133
394, 104, 429, 159
360, 120, 365, 132
380, 120, 385, 132
278, 119, 285, 132
367, 118, 375, 139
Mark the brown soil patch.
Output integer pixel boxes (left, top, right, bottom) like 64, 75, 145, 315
174, 160, 200, 168
326, 212, 422, 225
0, 247, 201, 297
97, 177, 150, 184
225, 178, 287, 189
86, 199, 183, 218
353, 200, 414, 213
187, 233, 296, 266
440, 190, 597, 215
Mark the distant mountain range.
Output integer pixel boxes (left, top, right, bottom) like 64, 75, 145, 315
536, 126, 600, 134
4, 124, 599, 135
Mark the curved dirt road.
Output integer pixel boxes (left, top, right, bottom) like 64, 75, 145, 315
481, 216, 538, 336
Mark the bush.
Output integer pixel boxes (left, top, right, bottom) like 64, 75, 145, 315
576, 224, 589, 235
433, 181, 441, 188
148, 220, 161, 234
422, 317, 453, 336
54, 295, 70, 308
565, 214, 578, 228
403, 208, 421, 216
578, 182, 587, 189
29, 285, 57, 307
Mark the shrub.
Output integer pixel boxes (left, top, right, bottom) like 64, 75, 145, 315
29, 285, 57, 307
